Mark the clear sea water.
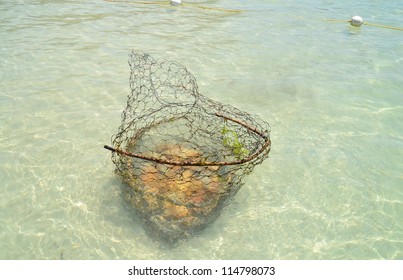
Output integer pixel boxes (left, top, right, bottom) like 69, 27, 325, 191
1, 0, 402, 260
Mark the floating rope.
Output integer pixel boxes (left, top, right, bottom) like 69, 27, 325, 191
105, 0, 169, 6
364, 22, 403, 31
104, 0, 242, 13
325, 16, 403, 31
185, 3, 241, 13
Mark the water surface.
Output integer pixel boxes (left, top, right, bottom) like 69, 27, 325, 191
1, 0, 402, 259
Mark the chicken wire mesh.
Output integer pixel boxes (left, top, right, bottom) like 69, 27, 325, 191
104, 51, 271, 243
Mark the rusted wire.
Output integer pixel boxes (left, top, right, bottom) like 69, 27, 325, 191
104, 51, 271, 243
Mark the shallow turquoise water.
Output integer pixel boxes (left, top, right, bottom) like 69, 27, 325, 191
1, 0, 402, 259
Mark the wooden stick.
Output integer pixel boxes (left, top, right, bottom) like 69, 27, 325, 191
104, 137, 270, 166
214, 112, 269, 139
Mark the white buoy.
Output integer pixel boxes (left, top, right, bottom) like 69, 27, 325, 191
350, 16, 364, 27
170, 0, 182, 6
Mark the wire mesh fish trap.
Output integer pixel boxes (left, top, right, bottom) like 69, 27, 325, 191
104, 51, 271, 243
